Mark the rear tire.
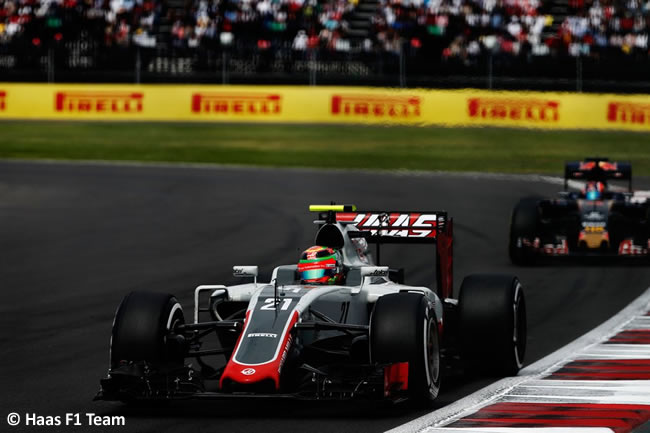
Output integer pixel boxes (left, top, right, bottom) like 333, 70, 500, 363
370, 293, 441, 402
459, 274, 526, 376
110, 291, 185, 369
509, 198, 539, 265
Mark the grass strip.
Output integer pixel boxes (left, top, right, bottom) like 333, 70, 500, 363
1, 122, 650, 174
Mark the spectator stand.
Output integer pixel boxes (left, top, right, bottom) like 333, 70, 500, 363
0, 0, 648, 91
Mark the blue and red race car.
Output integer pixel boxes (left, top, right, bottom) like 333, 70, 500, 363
509, 158, 650, 264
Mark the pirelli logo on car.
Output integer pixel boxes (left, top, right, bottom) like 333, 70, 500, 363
331, 94, 421, 118
0, 91, 5, 111
191, 93, 282, 115
55, 92, 144, 113
607, 102, 650, 126
468, 98, 560, 122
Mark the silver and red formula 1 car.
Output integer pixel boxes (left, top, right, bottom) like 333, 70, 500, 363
509, 158, 650, 265
96, 205, 526, 404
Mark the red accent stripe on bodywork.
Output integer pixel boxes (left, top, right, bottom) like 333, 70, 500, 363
384, 362, 409, 397
436, 218, 453, 299
220, 311, 299, 390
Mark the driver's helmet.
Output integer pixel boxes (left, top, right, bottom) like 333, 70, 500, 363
584, 181, 605, 201
297, 246, 343, 285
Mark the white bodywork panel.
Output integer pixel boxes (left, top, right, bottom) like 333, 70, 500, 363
197, 220, 444, 326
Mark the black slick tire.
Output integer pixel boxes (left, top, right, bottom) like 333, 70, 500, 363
370, 293, 441, 402
509, 198, 540, 265
458, 274, 526, 376
110, 291, 185, 368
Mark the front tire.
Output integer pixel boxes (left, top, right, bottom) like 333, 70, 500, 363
459, 274, 526, 376
370, 293, 441, 402
110, 291, 185, 369
509, 198, 540, 265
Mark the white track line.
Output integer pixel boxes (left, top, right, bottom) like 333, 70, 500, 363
386, 287, 650, 433
582, 345, 650, 358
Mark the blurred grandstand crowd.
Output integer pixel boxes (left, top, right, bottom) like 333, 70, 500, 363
0, 0, 649, 70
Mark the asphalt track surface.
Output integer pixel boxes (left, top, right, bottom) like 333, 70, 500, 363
3, 160, 650, 433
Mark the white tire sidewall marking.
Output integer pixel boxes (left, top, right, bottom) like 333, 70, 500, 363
512, 281, 523, 369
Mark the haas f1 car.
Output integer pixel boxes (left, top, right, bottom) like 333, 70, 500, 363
509, 158, 650, 265
97, 205, 526, 404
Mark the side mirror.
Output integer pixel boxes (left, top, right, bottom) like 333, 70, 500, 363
389, 268, 405, 284
360, 266, 389, 279
233, 266, 258, 285
352, 266, 389, 294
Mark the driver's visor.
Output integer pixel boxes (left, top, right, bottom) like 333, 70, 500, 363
300, 269, 331, 281
586, 190, 600, 200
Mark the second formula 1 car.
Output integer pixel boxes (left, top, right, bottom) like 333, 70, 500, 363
97, 204, 526, 404
509, 158, 650, 264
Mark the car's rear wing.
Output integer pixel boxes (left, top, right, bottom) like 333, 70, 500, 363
310, 205, 454, 299
333, 211, 447, 243
565, 158, 632, 191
